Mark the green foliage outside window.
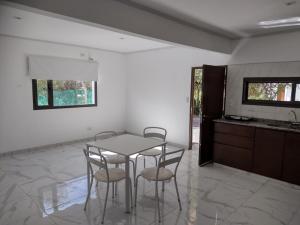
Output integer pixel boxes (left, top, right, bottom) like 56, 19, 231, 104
193, 69, 202, 115
36, 80, 95, 107
248, 82, 292, 101
37, 80, 48, 106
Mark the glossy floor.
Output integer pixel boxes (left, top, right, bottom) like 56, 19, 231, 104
0, 141, 300, 225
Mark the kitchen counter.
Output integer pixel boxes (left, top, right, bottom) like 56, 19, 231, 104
214, 118, 300, 133
213, 118, 300, 185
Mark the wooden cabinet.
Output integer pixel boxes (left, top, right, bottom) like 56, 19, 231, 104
213, 121, 300, 185
213, 123, 254, 171
282, 133, 300, 185
214, 143, 253, 171
253, 128, 285, 179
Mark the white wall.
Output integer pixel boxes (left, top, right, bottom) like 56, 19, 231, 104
125, 47, 230, 146
226, 31, 300, 121
0, 35, 127, 153
226, 62, 300, 121
3, 30, 300, 153
230, 31, 300, 64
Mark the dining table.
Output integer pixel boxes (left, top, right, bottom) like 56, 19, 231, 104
86, 133, 167, 213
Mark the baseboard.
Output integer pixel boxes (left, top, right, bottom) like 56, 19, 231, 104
0, 130, 186, 157
0, 137, 94, 158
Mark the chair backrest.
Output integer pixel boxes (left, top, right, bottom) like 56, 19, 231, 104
94, 131, 117, 141
83, 148, 109, 179
157, 148, 185, 178
143, 127, 167, 141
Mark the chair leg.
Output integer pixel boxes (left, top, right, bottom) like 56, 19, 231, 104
84, 176, 94, 210
153, 156, 158, 167
115, 164, 119, 196
134, 175, 140, 207
144, 156, 146, 168
101, 182, 109, 224
112, 182, 115, 199
174, 176, 182, 211
155, 181, 161, 223
129, 178, 133, 208
97, 157, 104, 187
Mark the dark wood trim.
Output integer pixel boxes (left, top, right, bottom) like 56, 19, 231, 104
242, 77, 300, 108
48, 80, 53, 107
32, 79, 98, 110
291, 82, 296, 102
94, 81, 98, 107
32, 79, 38, 110
222, 65, 228, 115
189, 67, 202, 150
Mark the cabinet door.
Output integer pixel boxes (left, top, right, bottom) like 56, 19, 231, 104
282, 133, 300, 185
253, 128, 285, 179
214, 143, 253, 171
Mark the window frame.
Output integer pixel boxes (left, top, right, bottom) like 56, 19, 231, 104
242, 77, 300, 108
32, 79, 97, 110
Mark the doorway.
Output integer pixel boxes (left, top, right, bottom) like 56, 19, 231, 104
189, 67, 203, 149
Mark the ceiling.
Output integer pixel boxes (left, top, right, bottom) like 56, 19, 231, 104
129, 0, 300, 38
0, 4, 172, 53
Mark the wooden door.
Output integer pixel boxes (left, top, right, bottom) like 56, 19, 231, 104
199, 65, 227, 166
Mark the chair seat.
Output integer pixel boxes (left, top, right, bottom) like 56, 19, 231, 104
140, 149, 161, 156
95, 168, 126, 182
105, 154, 126, 164
141, 167, 173, 181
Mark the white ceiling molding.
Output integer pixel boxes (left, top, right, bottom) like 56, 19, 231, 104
0, 4, 172, 53
129, 0, 300, 38
4, 0, 234, 54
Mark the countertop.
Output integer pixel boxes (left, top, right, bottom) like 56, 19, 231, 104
214, 118, 300, 133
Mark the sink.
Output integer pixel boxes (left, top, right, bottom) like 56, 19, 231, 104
265, 122, 300, 130
266, 123, 281, 127
290, 122, 300, 129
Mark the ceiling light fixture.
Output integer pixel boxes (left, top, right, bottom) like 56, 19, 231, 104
285, 1, 297, 6
258, 17, 300, 28
13, 16, 22, 20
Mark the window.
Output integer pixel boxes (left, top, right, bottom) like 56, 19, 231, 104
296, 84, 300, 101
32, 79, 97, 110
242, 77, 300, 107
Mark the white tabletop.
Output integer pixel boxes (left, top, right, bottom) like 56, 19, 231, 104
86, 134, 166, 156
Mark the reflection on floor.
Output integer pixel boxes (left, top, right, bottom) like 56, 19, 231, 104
0, 140, 300, 225
192, 116, 200, 144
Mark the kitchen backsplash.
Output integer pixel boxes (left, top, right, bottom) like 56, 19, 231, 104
225, 61, 300, 121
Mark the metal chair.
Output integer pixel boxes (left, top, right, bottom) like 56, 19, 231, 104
134, 127, 167, 179
94, 131, 135, 196
134, 148, 184, 223
83, 149, 132, 224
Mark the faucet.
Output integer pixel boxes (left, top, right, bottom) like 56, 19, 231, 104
289, 110, 298, 122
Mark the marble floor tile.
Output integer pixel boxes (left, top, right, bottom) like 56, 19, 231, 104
1, 143, 300, 225
0, 188, 55, 225
289, 209, 300, 225
229, 179, 300, 225
227, 207, 286, 225
19, 175, 92, 212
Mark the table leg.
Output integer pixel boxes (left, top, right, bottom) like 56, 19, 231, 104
125, 155, 130, 213
162, 143, 166, 192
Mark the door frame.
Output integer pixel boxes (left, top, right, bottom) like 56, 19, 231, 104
188, 67, 202, 150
